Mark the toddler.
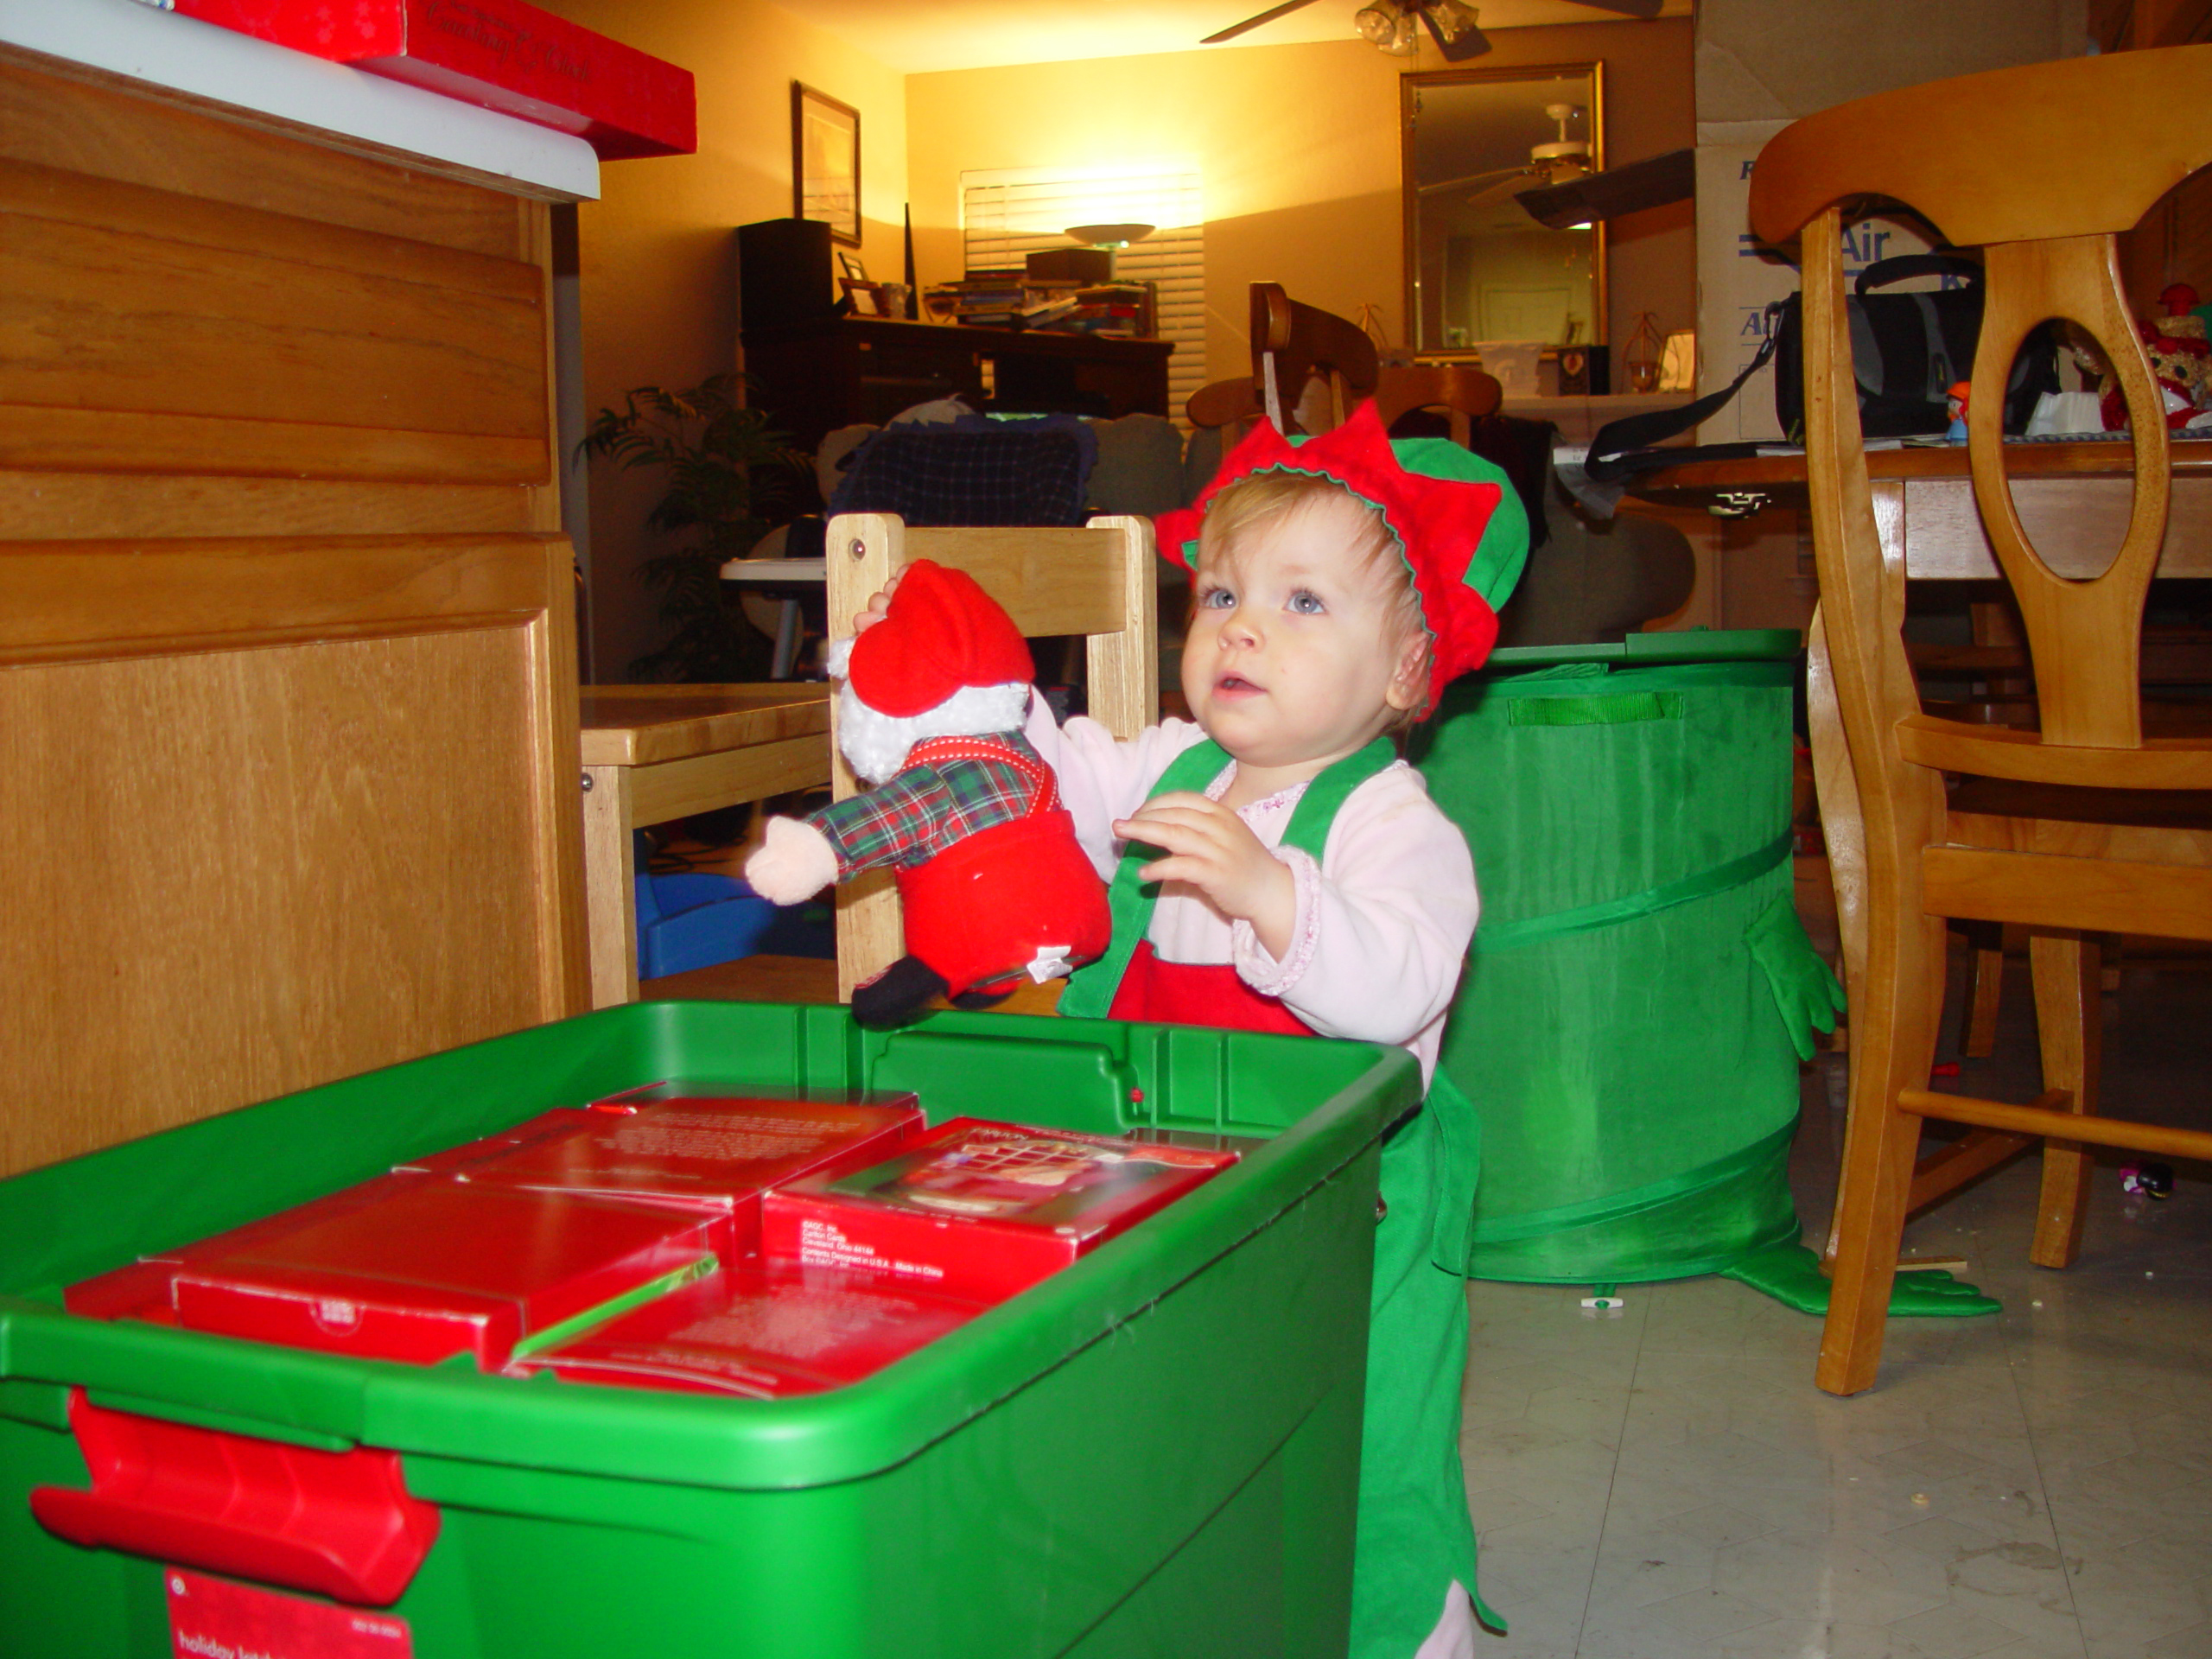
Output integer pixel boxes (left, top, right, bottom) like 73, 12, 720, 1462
860, 400, 1528, 1656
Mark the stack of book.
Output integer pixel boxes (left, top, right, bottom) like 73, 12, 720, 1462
922, 271, 1157, 337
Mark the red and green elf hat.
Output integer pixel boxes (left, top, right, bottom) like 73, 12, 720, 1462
1152, 399, 1529, 718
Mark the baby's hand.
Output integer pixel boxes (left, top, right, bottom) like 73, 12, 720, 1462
1114, 792, 1295, 958
851, 567, 906, 636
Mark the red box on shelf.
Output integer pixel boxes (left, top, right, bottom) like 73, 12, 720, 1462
507, 1260, 983, 1398
760, 1119, 1237, 1302
171, 1182, 716, 1367
169, 0, 696, 159
444, 1091, 924, 1261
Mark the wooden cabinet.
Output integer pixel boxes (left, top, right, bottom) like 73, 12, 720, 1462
0, 41, 591, 1175
741, 317, 1174, 459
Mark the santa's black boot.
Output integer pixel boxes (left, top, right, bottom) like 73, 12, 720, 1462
850, 954, 950, 1028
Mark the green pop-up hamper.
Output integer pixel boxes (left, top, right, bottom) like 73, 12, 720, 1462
1413, 630, 1823, 1285
0, 1001, 1416, 1659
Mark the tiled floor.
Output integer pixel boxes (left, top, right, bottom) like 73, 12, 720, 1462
1459, 956, 2212, 1659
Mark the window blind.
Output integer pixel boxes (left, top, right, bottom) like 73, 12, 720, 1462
960, 163, 1206, 429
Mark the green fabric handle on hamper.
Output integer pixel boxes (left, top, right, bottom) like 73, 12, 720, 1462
1507, 690, 1682, 728
1466, 1120, 1796, 1246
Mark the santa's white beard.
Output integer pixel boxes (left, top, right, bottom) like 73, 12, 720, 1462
836, 679, 1031, 785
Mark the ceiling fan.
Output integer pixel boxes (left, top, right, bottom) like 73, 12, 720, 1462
1421, 102, 1591, 208
1203, 0, 1661, 60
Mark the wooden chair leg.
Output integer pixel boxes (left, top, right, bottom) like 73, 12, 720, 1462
1960, 921, 2005, 1058
2028, 929, 2101, 1269
1817, 912, 1947, 1397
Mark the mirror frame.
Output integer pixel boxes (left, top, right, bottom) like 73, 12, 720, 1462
1400, 62, 1607, 362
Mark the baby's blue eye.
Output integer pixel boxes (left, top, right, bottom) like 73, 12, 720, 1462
1198, 588, 1235, 609
1288, 589, 1325, 615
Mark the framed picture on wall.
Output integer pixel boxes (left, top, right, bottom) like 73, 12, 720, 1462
792, 83, 861, 248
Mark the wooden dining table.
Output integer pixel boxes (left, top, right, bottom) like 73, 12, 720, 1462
1627, 435, 2212, 580
1626, 432, 2212, 1060
578, 683, 833, 1007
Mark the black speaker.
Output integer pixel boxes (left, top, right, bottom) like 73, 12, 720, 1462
739, 217, 835, 334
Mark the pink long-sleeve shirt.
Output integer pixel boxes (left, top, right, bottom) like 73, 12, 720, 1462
1027, 703, 1478, 1084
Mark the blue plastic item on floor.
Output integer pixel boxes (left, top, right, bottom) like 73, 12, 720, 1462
633, 859, 777, 979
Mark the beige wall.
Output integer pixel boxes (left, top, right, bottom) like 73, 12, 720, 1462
536, 0, 906, 681
906, 19, 1694, 398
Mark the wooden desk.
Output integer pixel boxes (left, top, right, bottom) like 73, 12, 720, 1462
741, 315, 1175, 456
579, 684, 832, 1007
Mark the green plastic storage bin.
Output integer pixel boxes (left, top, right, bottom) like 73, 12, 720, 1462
0, 1001, 1418, 1659
1412, 630, 1810, 1284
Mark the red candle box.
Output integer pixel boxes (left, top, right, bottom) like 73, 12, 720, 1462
170, 0, 696, 159
760, 1119, 1237, 1302
171, 1182, 716, 1368
439, 1092, 924, 1261
508, 1260, 983, 1398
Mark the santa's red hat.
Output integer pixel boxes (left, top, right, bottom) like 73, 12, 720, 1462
841, 560, 1033, 717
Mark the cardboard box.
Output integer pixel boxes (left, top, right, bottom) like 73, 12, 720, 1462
169, 0, 696, 159
760, 1119, 1236, 1302
508, 1261, 983, 1398
445, 1091, 925, 1260
172, 1183, 717, 1367
1691, 0, 2084, 444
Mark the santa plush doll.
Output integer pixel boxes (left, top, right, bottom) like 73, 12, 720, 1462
745, 560, 1111, 1027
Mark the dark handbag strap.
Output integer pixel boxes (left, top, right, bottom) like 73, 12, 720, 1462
1584, 303, 1785, 482
1854, 252, 1981, 296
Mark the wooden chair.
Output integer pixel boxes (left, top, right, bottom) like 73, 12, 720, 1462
1250, 281, 1380, 435
821, 512, 1159, 1001
1750, 43, 2212, 1396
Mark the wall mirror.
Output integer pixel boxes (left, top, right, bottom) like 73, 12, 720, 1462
1402, 64, 1604, 359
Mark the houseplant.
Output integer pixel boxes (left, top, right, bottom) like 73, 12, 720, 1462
583, 373, 807, 682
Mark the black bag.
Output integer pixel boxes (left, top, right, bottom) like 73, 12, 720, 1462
1770, 253, 2057, 441
1585, 254, 2061, 483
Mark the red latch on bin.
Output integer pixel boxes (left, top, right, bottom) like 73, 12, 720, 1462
29, 1389, 439, 1606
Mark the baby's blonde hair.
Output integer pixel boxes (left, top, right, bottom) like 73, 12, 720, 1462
1195, 470, 1433, 733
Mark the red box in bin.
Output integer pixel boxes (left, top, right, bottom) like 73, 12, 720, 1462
508, 1261, 983, 1398
391, 1107, 586, 1175
760, 1119, 1237, 1302
64, 1172, 433, 1325
171, 1182, 716, 1367
170, 0, 696, 159
443, 1091, 923, 1260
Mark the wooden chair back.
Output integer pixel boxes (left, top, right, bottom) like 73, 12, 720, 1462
822, 513, 1159, 1000
1751, 43, 2212, 771
1370, 363, 1505, 448
1251, 282, 1380, 435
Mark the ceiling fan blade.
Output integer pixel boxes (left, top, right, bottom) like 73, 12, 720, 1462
1466, 169, 1541, 210
1202, 0, 1322, 43
1561, 0, 1663, 16
1421, 165, 1525, 196
1515, 147, 1694, 228
1417, 4, 1491, 60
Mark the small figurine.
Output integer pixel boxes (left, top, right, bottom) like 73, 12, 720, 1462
1944, 380, 1971, 443
744, 561, 1111, 1027
2120, 1160, 2175, 1201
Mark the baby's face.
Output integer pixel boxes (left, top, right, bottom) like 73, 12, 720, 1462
1181, 493, 1424, 779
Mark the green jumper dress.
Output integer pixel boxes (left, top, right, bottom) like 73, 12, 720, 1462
1059, 736, 1497, 1654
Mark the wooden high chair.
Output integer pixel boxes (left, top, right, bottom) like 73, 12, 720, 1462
822, 512, 1159, 1001
1750, 43, 2212, 1396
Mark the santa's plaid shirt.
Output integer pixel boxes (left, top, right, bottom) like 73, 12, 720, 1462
804, 733, 1058, 874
